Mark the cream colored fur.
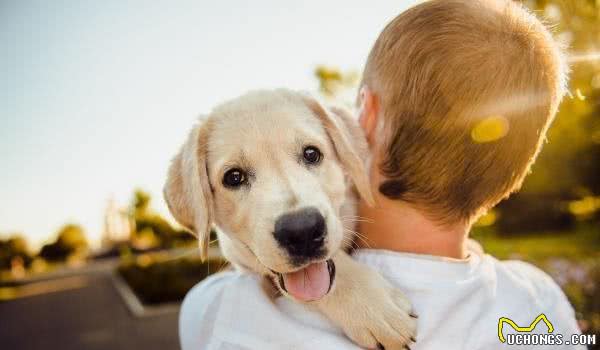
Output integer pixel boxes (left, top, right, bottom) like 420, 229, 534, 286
164, 89, 416, 349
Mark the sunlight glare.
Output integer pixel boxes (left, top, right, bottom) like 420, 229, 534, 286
568, 52, 600, 63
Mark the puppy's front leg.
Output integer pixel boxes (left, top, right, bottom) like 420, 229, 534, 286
314, 252, 417, 350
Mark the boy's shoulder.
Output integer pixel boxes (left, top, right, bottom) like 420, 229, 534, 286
480, 255, 581, 337
489, 256, 567, 309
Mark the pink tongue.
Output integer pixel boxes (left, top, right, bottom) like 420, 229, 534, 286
282, 261, 330, 301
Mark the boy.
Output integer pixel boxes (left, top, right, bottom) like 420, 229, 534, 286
180, 0, 582, 349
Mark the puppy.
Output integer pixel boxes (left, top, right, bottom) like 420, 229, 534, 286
164, 89, 417, 349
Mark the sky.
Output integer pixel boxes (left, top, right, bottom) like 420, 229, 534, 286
0, 0, 417, 249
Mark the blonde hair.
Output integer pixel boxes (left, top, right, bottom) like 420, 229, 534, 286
362, 0, 567, 224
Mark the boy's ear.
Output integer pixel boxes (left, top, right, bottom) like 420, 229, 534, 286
301, 94, 375, 206
163, 120, 214, 260
357, 86, 379, 145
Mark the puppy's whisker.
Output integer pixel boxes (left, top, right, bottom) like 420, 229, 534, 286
343, 228, 373, 249
341, 218, 374, 224
350, 230, 371, 248
354, 233, 372, 245
354, 236, 372, 249
340, 236, 354, 244
341, 215, 375, 223
341, 237, 360, 249
344, 227, 369, 239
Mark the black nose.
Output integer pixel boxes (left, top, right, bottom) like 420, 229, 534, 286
274, 207, 326, 260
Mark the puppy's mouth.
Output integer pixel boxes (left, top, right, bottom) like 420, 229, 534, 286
274, 259, 335, 302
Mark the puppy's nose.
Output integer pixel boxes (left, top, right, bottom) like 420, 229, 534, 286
274, 207, 326, 259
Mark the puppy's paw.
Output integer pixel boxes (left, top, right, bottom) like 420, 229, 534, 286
313, 252, 417, 349
340, 279, 417, 350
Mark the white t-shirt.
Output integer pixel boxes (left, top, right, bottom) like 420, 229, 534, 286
179, 248, 584, 350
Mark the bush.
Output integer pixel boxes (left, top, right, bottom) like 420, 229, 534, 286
496, 193, 575, 234
38, 224, 88, 262
0, 236, 32, 270
118, 255, 227, 305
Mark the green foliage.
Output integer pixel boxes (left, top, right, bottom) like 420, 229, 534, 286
518, 0, 600, 197
0, 235, 32, 270
38, 224, 88, 262
314, 65, 359, 100
472, 223, 599, 261
133, 189, 151, 214
496, 194, 576, 233
491, 0, 600, 233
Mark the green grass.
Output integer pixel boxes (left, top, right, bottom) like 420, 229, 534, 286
472, 223, 599, 262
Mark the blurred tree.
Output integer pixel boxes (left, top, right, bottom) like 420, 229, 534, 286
0, 235, 32, 270
39, 224, 88, 262
518, 0, 600, 197
315, 65, 360, 102
133, 189, 151, 214
493, 0, 600, 232
130, 189, 194, 249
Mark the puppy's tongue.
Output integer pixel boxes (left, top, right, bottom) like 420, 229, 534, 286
282, 261, 330, 301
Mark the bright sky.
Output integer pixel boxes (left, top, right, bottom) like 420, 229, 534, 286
0, 0, 416, 249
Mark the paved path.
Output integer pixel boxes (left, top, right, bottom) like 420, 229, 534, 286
0, 271, 179, 350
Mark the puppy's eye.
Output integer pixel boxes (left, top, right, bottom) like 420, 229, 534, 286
222, 168, 247, 188
303, 146, 322, 165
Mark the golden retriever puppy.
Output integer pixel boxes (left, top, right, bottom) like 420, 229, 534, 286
164, 89, 416, 349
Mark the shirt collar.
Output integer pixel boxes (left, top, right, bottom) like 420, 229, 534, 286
352, 247, 484, 283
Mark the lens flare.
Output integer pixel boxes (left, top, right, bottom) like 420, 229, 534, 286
471, 115, 509, 143
568, 52, 600, 63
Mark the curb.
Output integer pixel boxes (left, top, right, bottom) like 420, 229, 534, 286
110, 272, 180, 318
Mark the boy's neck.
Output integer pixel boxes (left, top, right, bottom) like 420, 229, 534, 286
356, 195, 470, 259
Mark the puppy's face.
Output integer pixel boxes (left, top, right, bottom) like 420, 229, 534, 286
208, 95, 347, 272
164, 90, 372, 301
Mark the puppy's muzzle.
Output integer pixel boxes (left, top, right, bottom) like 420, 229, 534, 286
273, 207, 326, 262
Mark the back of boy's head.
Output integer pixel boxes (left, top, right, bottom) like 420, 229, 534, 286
362, 0, 568, 224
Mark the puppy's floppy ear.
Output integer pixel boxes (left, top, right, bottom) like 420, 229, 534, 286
164, 120, 213, 260
301, 94, 375, 206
